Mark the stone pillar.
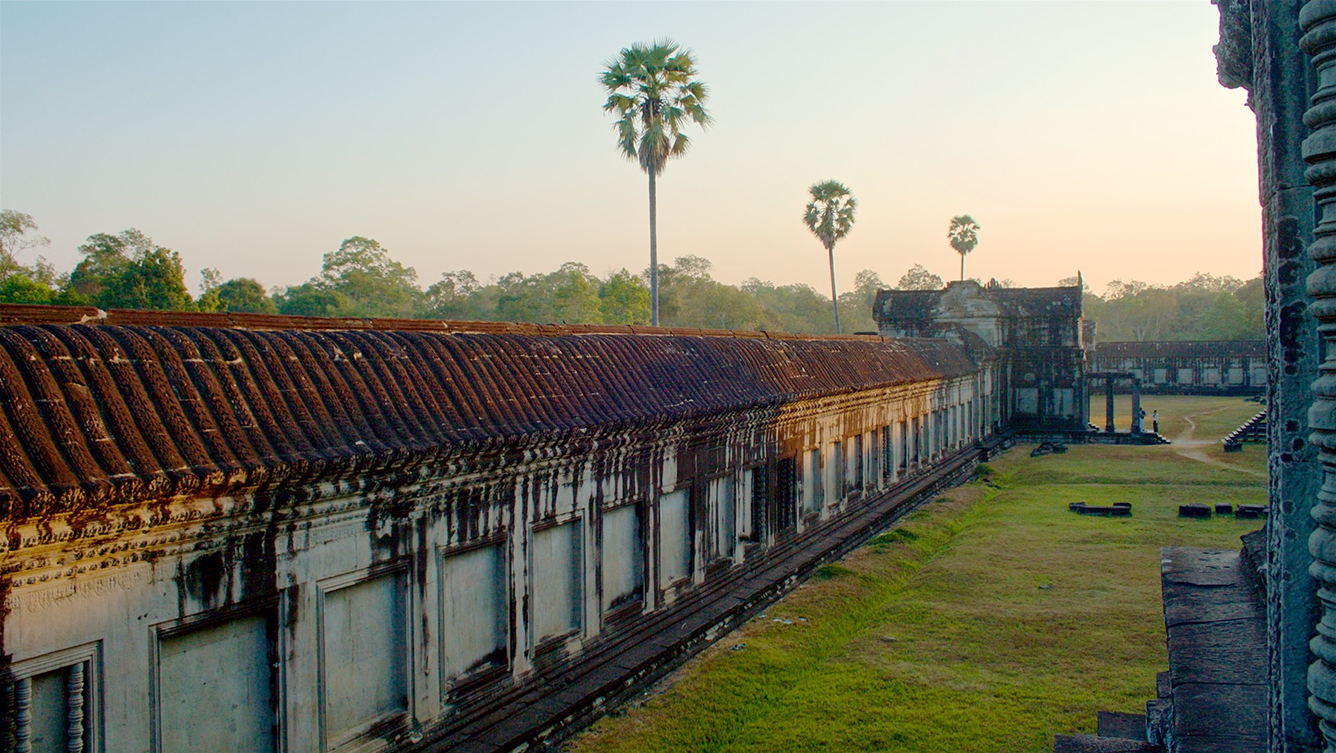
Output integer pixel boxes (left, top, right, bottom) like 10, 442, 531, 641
1303, 3, 1336, 750
1105, 376, 1116, 433
1217, 1, 1326, 750
1130, 378, 1142, 434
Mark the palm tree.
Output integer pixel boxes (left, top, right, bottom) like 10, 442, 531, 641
600, 40, 712, 326
803, 181, 857, 334
947, 215, 981, 281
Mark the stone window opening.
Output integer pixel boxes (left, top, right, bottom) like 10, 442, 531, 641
911, 418, 921, 466
775, 457, 798, 533
708, 474, 737, 563
531, 519, 585, 648
829, 440, 844, 505
600, 503, 644, 622
318, 567, 411, 751
155, 599, 283, 753
6, 643, 101, 753
881, 425, 894, 481
440, 538, 510, 693
742, 465, 767, 543
847, 435, 863, 495
803, 448, 823, 514
658, 488, 693, 589
865, 431, 878, 489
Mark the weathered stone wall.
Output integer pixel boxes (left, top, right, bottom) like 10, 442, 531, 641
1213, 0, 1323, 750
1090, 340, 1266, 395
0, 306, 994, 752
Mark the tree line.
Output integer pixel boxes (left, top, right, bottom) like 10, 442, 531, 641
1076, 273, 1264, 342
0, 210, 1263, 340
0, 212, 891, 333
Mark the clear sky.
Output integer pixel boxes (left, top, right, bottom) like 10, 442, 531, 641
0, 1, 1258, 297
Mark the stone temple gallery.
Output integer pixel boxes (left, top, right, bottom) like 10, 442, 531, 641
1, 2, 1333, 753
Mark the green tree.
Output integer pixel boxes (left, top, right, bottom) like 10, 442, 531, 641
422, 270, 481, 320
599, 268, 650, 324
654, 256, 776, 330
601, 39, 712, 327
67, 230, 148, 302
0, 273, 56, 304
803, 181, 858, 334
0, 210, 50, 283
487, 263, 607, 324
66, 229, 191, 310
744, 278, 836, 334
1082, 272, 1263, 342
897, 264, 944, 291
276, 283, 347, 317
947, 214, 981, 281
495, 271, 552, 323
316, 236, 420, 317
212, 278, 277, 313
836, 269, 884, 333
277, 236, 419, 318
101, 247, 192, 310
549, 262, 604, 323
1235, 275, 1264, 337
196, 268, 225, 312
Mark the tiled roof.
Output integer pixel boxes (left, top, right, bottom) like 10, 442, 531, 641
1094, 340, 1265, 359
0, 305, 977, 519
873, 290, 940, 320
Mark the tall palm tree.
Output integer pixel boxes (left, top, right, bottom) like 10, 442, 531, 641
803, 181, 857, 334
600, 40, 712, 327
947, 214, 981, 281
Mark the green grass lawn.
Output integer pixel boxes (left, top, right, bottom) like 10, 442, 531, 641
569, 398, 1266, 753
1091, 393, 1263, 440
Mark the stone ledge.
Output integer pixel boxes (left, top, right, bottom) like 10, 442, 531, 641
1160, 547, 1267, 753
1053, 734, 1159, 752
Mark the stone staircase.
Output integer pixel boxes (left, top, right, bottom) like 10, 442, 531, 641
1222, 409, 1266, 452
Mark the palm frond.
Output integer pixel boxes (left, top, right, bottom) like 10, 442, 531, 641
947, 214, 981, 255
804, 181, 857, 247
599, 38, 711, 175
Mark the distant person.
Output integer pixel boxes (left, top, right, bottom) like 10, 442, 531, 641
1153, 410, 1159, 434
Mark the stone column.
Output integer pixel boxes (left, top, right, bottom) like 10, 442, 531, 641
1304, 3, 1336, 749
1130, 378, 1142, 434
1105, 376, 1116, 433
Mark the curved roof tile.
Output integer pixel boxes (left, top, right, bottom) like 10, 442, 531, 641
0, 306, 977, 519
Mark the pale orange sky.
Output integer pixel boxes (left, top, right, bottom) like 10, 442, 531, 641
1, 1, 1258, 297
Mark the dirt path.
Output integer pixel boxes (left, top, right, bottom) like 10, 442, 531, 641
1170, 408, 1265, 478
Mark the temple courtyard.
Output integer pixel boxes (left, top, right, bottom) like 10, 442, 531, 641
569, 396, 1266, 753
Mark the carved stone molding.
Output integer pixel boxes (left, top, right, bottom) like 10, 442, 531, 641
1301, 1, 1336, 748
1215, 0, 1255, 91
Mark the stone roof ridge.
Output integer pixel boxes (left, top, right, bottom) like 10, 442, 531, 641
0, 303, 897, 343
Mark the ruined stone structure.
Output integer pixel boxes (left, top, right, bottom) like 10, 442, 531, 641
1089, 340, 1267, 396
875, 280, 1089, 435
0, 304, 1004, 753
